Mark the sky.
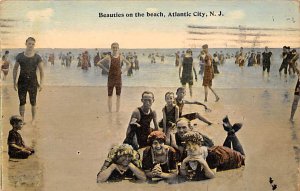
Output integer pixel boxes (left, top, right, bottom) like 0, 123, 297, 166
0, 0, 299, 49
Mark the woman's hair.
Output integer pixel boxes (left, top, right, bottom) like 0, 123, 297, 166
147, 131, 166, 145
183, 131, 204, 145
105, 144, 140, 166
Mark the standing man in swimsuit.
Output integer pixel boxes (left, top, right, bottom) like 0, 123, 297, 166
13, 37, 44, 124
96, 42, 130, 112
179, 49, 198, 97
262, 46, 272, 77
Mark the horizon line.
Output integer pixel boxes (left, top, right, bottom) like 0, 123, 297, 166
2, 47, 299, 50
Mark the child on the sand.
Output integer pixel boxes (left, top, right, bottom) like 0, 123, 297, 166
7, 115, 35, 159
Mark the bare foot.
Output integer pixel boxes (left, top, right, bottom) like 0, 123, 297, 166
215, 97, 220, 102
31, 120, 36, 126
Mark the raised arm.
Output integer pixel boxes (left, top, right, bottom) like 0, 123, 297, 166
13, 62, 20, 91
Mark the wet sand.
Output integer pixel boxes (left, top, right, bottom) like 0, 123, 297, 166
1, 85, 299, 191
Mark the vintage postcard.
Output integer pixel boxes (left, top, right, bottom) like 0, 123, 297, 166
0, 0, 300, 190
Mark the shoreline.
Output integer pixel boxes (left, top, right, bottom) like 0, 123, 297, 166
1, 86, 299, 191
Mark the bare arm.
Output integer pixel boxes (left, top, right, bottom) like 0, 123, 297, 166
178, 62, 182, 79
192, 62, 197, 81
37, 62, 44, 91
13, 62, 20, 90
158, 170, 178, 179
128, 163, 147, 181
170, 133, 179, 150
120, 55, 131, 74
10, 144, 31, 153
151, 164, 178, 180
97, 163, 116, 183
152, 110, 159, 131
162, 108, 167, 133
96, 56, 110, 72
180, 156, 215, 179
183, 100, 208, 109
175, 106, 179, 122
197, 158, 215, 179
126, 109, 141, 136
145, 170, 155, 179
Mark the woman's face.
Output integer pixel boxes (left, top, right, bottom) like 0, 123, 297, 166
152, 139, 164, 155
115, 154, 133, 167
185, 141, 201, 156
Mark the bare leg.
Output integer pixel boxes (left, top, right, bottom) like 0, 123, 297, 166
108, 96, 112, 112
204, 86, 208, 102
196, 113, 212, 125
19, 105, 25, 121
116, 95, 121, 112
189, 84, 193, 97
31, 105, 36, 125
209, 86, 219, 102
290, 95, 300, 121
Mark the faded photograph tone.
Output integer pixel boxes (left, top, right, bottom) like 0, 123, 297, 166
0, 1, 300, 191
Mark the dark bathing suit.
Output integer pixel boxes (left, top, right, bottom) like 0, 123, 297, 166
124, 107, 154, 149
107, 55, 122, 96
181, 57, 194, 85
262, 51, 272, 72
16, 52, 42, 106
175, 98, 197, 121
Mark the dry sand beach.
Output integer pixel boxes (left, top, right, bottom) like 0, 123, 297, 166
1, 85, 299, 191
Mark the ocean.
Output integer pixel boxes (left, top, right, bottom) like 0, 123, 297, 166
1, 48, 299, 89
